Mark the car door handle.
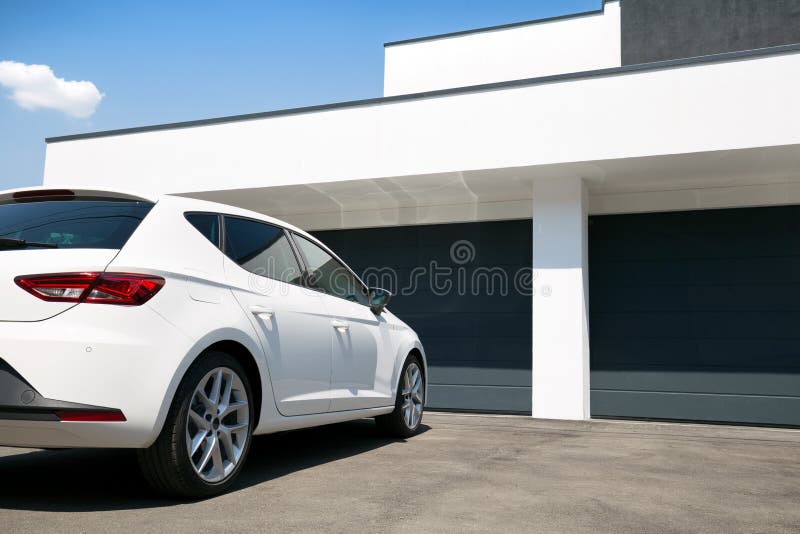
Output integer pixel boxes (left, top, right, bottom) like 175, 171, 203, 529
331, 320, 349, 332
250, 305, 274, 319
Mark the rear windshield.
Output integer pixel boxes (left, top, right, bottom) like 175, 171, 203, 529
0, 200, 154, 249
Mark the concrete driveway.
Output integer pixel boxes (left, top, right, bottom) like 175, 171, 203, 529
1, 413, 799, 533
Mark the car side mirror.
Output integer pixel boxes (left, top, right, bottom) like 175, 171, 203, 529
369, 287, 392, 314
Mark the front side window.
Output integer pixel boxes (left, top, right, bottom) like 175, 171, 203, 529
0, 200, 154, 250
293, 233, 369, 306
223, 217, 302, 285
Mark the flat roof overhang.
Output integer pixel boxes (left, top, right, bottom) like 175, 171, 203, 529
43, 44, 800, 229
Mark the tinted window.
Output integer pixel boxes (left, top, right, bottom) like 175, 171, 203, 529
0, 200, 153, 250
224, 217, 302, 285
293, 233, 369, 306
185, 213, 219, 247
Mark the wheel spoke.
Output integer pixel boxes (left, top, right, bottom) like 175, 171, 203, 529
209, 370, 224, 405
196, 435, 215, 473
196, 389, 214, 411
222, 421, 248, 433
210, 437, 225, 479
218, 374, 234, 413
188, 408, 207, 430
220, 400, 248, 419
218, 428, 237, 462
189, 430, 207, 456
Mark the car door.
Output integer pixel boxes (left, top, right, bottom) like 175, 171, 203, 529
291, 232, 395, 411
222, 216, 333, 416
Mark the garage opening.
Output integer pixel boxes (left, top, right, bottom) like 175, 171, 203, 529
315, 219, 532, 413
590, 206, 800, 426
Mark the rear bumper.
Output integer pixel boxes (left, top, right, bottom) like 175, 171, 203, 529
0, 304, 194, 448
0, 358, 125, 422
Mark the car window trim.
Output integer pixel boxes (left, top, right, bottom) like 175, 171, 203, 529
221, 214, 306, 289
283, 227, 308, 274
287, 231, 372, 307
218, 213, 226, 252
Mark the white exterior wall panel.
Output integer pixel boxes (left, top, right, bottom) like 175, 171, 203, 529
383, 2, 621, 96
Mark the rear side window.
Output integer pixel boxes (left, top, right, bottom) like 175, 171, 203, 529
0, 200, 154, 249
185, 213, 220, 247
223, 216, 302, 285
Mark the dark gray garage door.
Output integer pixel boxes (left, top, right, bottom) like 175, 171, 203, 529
315, 220, 532, 413
590, 206, 800, 426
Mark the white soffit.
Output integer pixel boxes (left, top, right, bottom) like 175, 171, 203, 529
179, 144, 800, 229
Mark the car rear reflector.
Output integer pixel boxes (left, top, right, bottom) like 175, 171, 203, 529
15, 273, 165, 305
54, 410, 127, 422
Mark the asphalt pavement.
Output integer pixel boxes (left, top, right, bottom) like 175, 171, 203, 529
1, 412, 799, 533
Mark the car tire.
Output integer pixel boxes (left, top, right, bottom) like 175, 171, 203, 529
137, 350, 255, 498
376, 354, 425, 438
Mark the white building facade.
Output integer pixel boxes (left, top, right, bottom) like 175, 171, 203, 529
42, 0, 800, 425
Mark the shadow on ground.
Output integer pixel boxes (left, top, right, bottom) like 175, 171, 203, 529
0, 419, 429, 512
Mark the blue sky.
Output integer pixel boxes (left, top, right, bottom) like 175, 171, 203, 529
0, 0, 599, 190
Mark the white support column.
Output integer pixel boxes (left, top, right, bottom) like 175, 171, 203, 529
531, 177, 590, 420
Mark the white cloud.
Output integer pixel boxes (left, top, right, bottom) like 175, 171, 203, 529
0, 60, 104, 118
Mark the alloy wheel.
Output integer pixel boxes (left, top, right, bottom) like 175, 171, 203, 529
401, 362, 424, 429
185, 367, 250, 483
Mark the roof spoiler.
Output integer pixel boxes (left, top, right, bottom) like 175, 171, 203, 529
0, 187, 156, 204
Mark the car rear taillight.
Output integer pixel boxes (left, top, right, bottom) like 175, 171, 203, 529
15, 273, 165, 305
83, 274, 165, 305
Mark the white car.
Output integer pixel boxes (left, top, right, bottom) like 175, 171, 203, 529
0, 187, 426, 497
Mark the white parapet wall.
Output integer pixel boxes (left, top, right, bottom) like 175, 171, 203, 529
383, 1, 620, 96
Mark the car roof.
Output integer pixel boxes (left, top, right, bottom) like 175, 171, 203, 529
158, 194, 316, 241
0, 185, 361, 283
156, 196, 361, 282
0, 186, 310, 234
0, 185, 321, 245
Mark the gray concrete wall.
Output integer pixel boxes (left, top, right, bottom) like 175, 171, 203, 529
621, 0, 800, 64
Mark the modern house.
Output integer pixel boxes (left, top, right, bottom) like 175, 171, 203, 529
42, 0, 800, 425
